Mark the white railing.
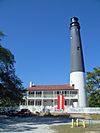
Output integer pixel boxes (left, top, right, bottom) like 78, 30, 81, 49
28, 94, 78, 99
66, 107, 100, 114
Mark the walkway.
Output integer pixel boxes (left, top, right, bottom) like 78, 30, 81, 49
0, 115, 71, 133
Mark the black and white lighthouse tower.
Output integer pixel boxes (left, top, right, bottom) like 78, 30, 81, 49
70, 17, 87, 107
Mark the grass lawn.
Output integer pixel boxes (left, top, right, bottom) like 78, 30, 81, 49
50, 114, 100, 133
90, 114, 100, 120
51, 124, 100, 133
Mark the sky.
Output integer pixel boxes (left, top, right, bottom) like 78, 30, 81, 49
0, 0, 100, 88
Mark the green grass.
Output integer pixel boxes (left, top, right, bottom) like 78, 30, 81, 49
69, 113, 100, 120
50, 114, 100, 133
90, 114, 100, 120
51, 124, 100, 133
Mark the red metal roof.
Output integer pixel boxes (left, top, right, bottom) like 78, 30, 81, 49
26, 84, 74, 91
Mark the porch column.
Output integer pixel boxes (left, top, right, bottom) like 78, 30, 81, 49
42, 91, 43, 107
34, 91, 36, 107
53, 91, 54, 107
69, 90, 70, 106
26, 91, 28, 106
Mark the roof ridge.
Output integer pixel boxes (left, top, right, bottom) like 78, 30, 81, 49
26, 84, 74, 91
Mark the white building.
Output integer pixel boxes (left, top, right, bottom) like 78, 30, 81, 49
21, 84, 79, 112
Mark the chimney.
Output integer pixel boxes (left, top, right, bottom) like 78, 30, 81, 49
29, 81, 32, 87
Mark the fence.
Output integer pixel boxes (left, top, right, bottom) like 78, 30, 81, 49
0, 106, 100, 114
66, 107, 100, 114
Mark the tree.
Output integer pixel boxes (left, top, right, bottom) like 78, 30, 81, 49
86, 67, 100, 107
0, 32, 24, 106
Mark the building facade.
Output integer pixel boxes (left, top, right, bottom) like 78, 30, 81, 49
21, 84, 79, 112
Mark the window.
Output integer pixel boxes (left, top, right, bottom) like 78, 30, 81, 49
28, 100, 34, 105
65, 100, 67, 105
28, 91, 34, 97
77, 46, 80, 50
54, 99, 57, 106
70, 91, 78, 97
43, 91, 53, 98
36, 91, 42, 97
21, 100, 26, 105
35, 100, 41, 106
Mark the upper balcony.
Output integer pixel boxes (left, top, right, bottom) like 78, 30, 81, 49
27, 90, 78, 99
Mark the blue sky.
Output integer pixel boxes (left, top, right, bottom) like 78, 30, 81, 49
0, 0, 100, 87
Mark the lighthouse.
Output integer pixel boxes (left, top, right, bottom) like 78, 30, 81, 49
70, 17, 87, 107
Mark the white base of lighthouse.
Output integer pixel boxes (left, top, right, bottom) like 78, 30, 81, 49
70, 71, 87, 107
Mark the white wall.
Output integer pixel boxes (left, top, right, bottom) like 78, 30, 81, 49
70, 72, 87, 107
